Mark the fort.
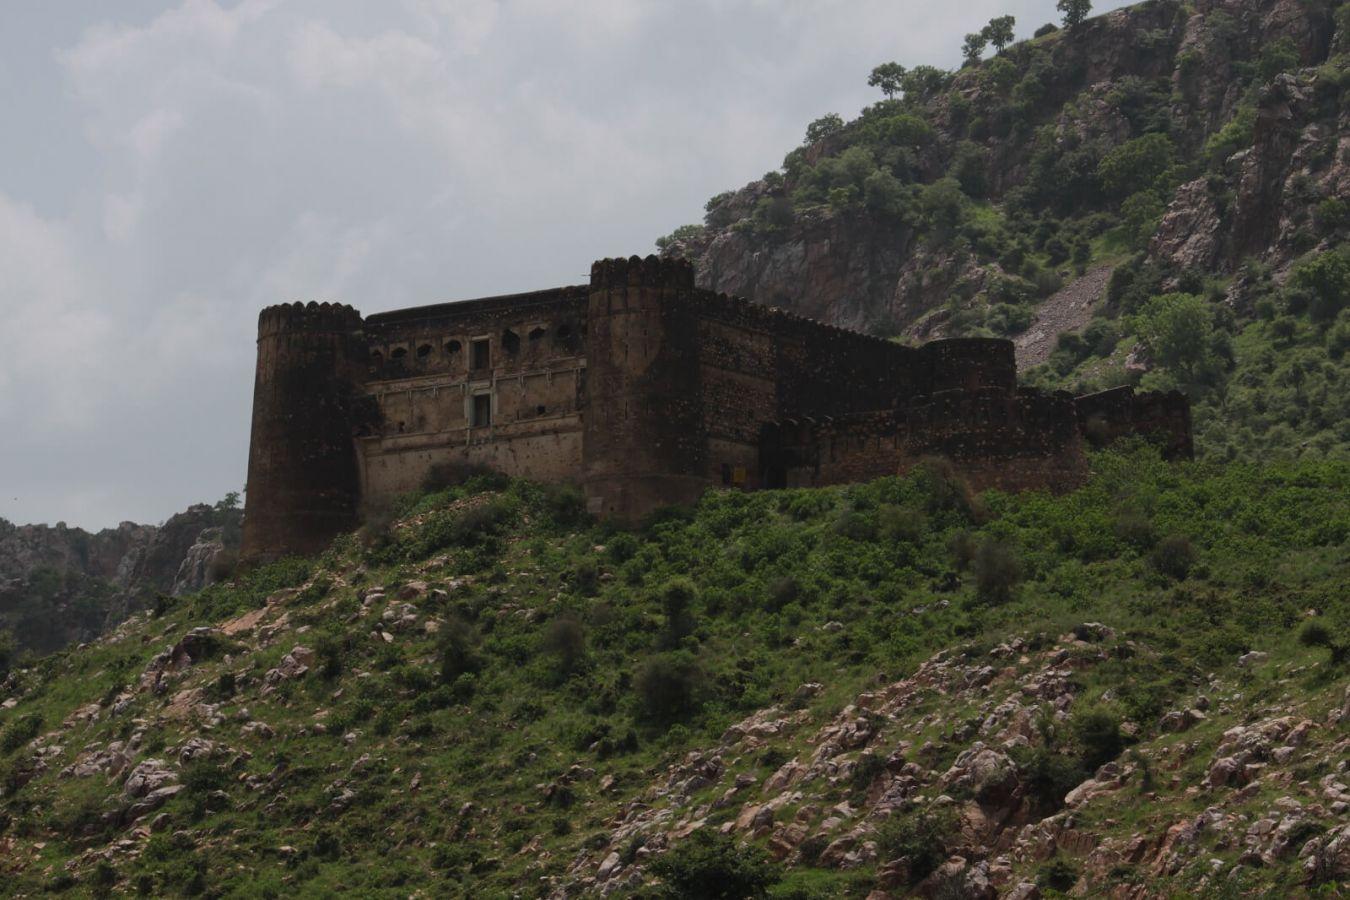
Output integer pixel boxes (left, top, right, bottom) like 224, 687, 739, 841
240, 255, 1191, 561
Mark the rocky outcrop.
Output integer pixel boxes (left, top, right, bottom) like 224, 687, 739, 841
555, 626, 1350, 898
171, 526, 229, 597
0, 503, 241, 655
685, 206, 915, 333
661, 0, 1341, 341
1153, 65, 1349, 284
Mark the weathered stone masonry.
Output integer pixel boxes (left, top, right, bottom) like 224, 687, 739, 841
241, 255, 1191, 561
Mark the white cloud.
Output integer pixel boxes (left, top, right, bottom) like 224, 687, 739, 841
0, 193, 113, 433
403, 0, 500, 54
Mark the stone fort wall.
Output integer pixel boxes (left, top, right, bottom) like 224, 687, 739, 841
241, 255, 1193, 561
358, 286, 589, 501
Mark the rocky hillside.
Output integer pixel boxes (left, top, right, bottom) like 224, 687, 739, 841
0, 449, 1344, 897
0, 503, 242, 658
660, 0, 1349, 462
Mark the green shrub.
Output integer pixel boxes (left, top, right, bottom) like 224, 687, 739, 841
1037, 858, 1079, 891
1150, 534, 1196, 580
1203, 107, 1255, 169
1290, 248, 1350, 323
1298, 620, 1348, 665
543, 613, 587, 676
878, 505, 926, 544
649, 830, 778, 899
634, 651, 704, 723
1013, 746, 1085, 814
1098, 134, 1174, 200
974, 540, 1022, 604
438, 617, 483, 683
1072, 705, 1126, 771
0, 713, 42, 755
655, 224, 707, 252
1113, 510, 1156, 551
659, 578, 699, 648
874, 807, 957, 883
766, 576, 801, 610
1315, 197, 1349, 233
849, 753, 887, 799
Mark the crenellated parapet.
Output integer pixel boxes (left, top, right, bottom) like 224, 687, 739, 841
257, 301, 363, 338
590, 255, 695, 291
1075, 386, 1193, 458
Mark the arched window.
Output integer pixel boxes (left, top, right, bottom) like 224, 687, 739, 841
416, 344, 433, 359
528, 326, 546, 343
502, 329, 520, 355
391, 347, 408, 360
445, 339, 462, 354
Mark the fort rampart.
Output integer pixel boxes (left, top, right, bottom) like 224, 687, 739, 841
241, 255, 1192, 561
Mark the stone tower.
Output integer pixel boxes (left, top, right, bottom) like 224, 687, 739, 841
240, 301, 368, 562
581, 256, 704, 522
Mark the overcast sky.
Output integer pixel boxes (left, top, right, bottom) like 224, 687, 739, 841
1, 0, 1130, 530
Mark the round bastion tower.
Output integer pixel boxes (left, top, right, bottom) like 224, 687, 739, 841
240, 302, 368, 562
582, 255, 703, 522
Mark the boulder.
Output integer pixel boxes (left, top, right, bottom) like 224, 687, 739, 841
123, 759, 177, 799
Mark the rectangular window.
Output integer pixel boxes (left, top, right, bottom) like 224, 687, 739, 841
471, 393, 492, 428
471, 338, 491, 372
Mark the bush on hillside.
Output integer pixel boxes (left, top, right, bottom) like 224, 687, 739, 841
543, 613, 588, 676
874, 807, 958, 884
658, 578, 699, 648
1298, 620, 1348, 666
1150, 534, 1196, 580
1013, 745, 1085, 814
634, 651, 704, 723
1072, 705, 1126, 771
648, 830, 779, 899
438, 617, 484, 684
974, 539, 1022, 604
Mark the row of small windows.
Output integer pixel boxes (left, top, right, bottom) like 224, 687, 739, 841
370, 323, 577, 370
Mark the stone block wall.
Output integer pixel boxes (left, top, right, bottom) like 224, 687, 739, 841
358, 287, 589, 500
1075, 386, 1193, 458
242, 255, 1193, 558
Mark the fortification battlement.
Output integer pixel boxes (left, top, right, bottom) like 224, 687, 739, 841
257, 301, 363, 337
365, 286, 588, 333
590, 255, 696, 290
241, 252, 1193, 561
1076, 386, 1189, 417
681, 288, 914, 349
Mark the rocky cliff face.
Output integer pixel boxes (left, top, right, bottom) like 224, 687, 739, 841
1153, 67, 1349, 287
662, 0, 1343, 342
0, 505, 239, 656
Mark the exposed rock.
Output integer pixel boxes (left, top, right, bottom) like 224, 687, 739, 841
170, 527, 229, 596
1300, 823, 1350, 882
1160, 708, 1206, 733
918, 856, 996, 899
261, 645, 315, 693
123, 759, 177, 799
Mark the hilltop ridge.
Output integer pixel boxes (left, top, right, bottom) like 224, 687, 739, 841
660, 0, 1349, 463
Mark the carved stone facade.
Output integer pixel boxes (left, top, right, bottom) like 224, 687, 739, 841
241, 255, 1191, 561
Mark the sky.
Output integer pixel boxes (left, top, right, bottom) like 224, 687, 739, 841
0, 0, 1131, 531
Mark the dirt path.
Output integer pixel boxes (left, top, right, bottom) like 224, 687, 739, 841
1014, 264, 1115, 369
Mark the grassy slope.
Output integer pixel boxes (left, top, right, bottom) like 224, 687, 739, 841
0, 447, 1346, 897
